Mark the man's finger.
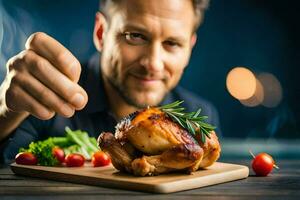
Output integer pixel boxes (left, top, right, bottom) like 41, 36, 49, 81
25, 32, 81, 83
14, 72, 76, 118
24, 50, 88, 109
6, 84, 55, 120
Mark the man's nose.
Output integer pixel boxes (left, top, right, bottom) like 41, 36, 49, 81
140, 43, 164, 72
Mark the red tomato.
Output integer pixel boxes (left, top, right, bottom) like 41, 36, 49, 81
92, 151, 111, 167
65, 153, 85, 167
251, 152, 278, 176
15, 152, 38, 165
52, 147, 65, 163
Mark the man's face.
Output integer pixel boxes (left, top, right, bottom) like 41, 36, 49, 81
101, 0, 197, 108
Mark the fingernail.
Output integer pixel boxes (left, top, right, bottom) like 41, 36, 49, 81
71, 93, 85, 108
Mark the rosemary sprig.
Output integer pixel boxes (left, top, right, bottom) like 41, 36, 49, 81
159, 100, 216, 143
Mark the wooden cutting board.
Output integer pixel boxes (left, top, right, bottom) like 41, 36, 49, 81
11, 162, 249, 193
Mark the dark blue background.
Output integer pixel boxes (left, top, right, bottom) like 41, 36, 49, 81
0, 0, 299, 139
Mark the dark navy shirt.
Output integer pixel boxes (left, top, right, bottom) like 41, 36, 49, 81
0, 54, 221, 164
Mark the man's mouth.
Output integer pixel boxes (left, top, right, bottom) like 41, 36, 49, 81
130, 73, 163, 83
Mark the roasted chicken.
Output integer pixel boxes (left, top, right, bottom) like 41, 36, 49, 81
98, 105, 221, 176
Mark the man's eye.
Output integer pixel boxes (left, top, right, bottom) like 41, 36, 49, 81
165, 41, 179, 46
164, 40, 179, 47
124, 32, 147, 45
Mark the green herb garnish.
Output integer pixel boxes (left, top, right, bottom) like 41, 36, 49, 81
159, 100, 216, 143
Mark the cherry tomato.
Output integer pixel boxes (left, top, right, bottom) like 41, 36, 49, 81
65, 153, 85, 167
92, 151, 111, 167
15, 152, 38, 165
251, 152, 278, 176
52, 147, 65, 163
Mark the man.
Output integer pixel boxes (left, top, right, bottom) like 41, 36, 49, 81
0, 0, 219, 163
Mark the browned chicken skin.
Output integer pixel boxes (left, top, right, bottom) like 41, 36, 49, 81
98, 107, 221, 176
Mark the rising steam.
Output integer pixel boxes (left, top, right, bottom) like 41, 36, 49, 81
0, 1, 34, 82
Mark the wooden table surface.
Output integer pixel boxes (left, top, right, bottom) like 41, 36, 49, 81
1, 159, 299, 200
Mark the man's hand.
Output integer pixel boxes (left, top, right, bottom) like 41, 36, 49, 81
3, 32, 88, 120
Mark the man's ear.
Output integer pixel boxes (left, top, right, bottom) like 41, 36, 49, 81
93, 12, 107, 52
191, 33, 197, 48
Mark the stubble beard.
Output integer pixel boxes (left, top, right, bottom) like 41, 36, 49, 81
102, 56, 170, 109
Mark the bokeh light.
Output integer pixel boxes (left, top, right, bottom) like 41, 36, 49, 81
240, 78, 264, 107
226, 67, 283, 108
257, 73, 283, 108
226, 67, 257, 100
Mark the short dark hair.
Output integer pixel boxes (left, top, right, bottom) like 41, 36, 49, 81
99, 0, 210, 31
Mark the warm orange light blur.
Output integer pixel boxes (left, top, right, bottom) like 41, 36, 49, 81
240, 79, 264, 107
257, 73, 282, 108
226, 67, 257, 100
226, 68, 283, 108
